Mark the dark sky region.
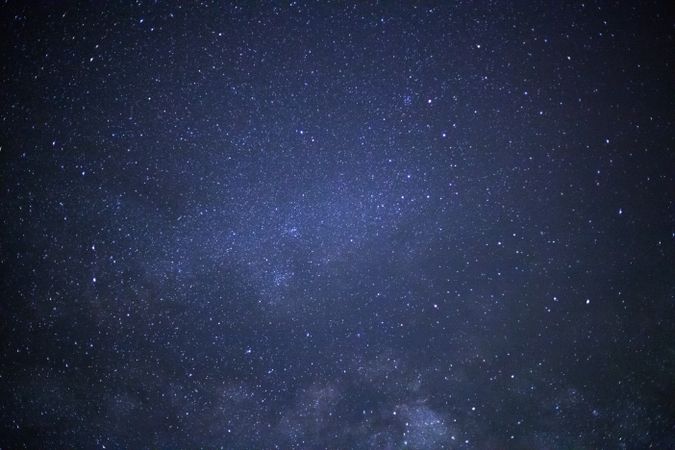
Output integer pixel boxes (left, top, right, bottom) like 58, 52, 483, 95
0, 1, 674, 449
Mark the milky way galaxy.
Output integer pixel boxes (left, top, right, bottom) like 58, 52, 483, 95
1, 2, 673, 449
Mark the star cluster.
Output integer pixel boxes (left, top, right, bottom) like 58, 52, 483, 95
1, 1, 673, 448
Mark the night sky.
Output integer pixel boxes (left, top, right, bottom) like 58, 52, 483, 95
1, 1, 674, 449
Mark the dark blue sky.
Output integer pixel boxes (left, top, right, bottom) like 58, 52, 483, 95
1, 1, 673, 448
